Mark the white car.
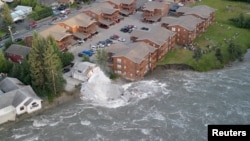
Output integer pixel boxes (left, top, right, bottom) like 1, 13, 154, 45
118, 37, 126, 42
77, 39, 84, 44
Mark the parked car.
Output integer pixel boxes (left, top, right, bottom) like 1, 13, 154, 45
1, 34, 10, 40
99, 24, 109, 29
120, 27, 129, 33
60, 8, 71, 15
105, 39, 113, 44
58, 5, 67, 11
110, 34, 119, 40
62, 68, 70, 73
27, 21, 37, 30
118, 37, 126, 42
14, 38, 23, 42
79, 50, 94, 57
141, 27, 149, 31
77, 39, 85, 44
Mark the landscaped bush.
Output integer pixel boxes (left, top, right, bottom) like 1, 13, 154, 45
29, 6, 53, 21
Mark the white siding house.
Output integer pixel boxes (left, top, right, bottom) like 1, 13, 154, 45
11, 5, 32, 22
0, 77, 42, 125
71, 62, 100, 82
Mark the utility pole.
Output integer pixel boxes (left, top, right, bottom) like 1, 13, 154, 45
8, 26, 14, 42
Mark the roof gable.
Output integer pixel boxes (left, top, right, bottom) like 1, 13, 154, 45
5, 44, 31, 57
39, 25, 72, 41
61, 13, 96, 27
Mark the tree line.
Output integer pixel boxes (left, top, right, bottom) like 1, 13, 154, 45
0, 33, 74, 101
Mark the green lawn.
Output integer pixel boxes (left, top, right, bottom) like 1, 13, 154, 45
158, 0, 250, 71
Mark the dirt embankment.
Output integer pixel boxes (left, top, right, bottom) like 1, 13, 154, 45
157, 64, 194, 70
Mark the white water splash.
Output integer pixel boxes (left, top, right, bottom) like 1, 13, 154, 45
80, 67, 130, 108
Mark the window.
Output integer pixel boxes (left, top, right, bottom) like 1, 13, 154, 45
20, 106, 24, 111
117, 64, 121, 69
117, 71, 122, 74
172, 27, 176, 32
117, 58, 121, 63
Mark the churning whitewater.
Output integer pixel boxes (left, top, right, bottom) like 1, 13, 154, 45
0, 51, 250, 141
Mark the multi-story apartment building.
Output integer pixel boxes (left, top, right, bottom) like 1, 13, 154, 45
142, 1, 170, 23
176, 5, 215, 30
106, 42, 157, 81
161, 15, 204, 45
83, 2, 120, 28
106, 0, 136, 16
57, 13, 97, 41
130, 27, 176, 61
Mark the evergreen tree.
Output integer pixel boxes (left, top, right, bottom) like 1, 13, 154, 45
43, 41, 65, 99
95, 49, 108, 72
1, 3, 13, 32
47, 35, 74, 67
20, 59, 31, 85
0, 51, 6, 72
0, 51, 13, 74
28, 32, 47, 90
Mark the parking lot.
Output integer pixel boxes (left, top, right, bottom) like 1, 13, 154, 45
68, 11, 161, 63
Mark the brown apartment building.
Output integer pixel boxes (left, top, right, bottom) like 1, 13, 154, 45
161, 15, 204, 45
176, 5, 215, 30
142, 1, 170, 23
106, 42, 157, 81
106, 0, 136, 16
83, 2, 120, 28
130, 27, 176, 61
57, 13, 98, 41
39, 25, 73, 51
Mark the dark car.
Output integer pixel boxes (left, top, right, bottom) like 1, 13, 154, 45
105, 39, 113, 44
58, 5, 67, 11
110, 34, 119, 40
141, 27, 149, 31
99, 24, 109, 29
14, 38, 23, 42
62, 68, 70, 73
120, 27, 129, 33
2, 34, 10, 40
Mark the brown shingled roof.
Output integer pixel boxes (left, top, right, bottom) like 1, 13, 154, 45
185, 5, 215, 19
113, 42, 156, 64
177, 5, 215, 19
5, 44, 31, 57
161, 15, 203, 31
143, 1, 169, 11
131, 26, 175, 46
85, 2, 117, 15
60, 13, 96, 27
39, 25, 72, 41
